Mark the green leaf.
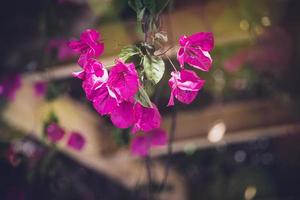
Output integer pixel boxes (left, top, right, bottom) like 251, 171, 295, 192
143, 79, 155, 97
118, 46, 141, 62
135, 86, 152, 107
143, 55, 165, 84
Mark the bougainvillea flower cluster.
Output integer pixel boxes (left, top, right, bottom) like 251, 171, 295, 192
70, 29, 214, 156
69, 29, 162, 132
168, 32, 214, 106
69, 29, 166, 156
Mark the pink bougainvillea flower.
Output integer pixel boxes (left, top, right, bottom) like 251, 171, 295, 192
131, 129, 167, 157
69, 29, 104, 66
73, 58, 106, 79
92, 84, 118, 116
168, 69, 205, 106
46, 122, 65, 143
0, 74, 22, 101
110, 101, 135, 128
34, 81, 47, 97
132, 103, 161, 133
79, 60, 108, 100
177, 32, 214, 71
67, 132, 86, 151
107, 60, 139, 102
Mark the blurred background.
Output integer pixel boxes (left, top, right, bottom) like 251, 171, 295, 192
0, 0, 300, 199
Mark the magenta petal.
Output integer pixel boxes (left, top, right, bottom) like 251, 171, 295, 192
83, 59, 104, 77
72, 70, 85, 80
110, 101, 135, 128
80, 29, 104, 57
167, 89, 175, 106
179, 35, 188, 46
108, 60, 139, 101
131, 136, 150, 157
68, 40, 86, 53
168, 70, 205, 105
188, 32, 214, 51
78, 53, 90, 67
92, 86, 117, 116
69, 29, 104, 59
149, 129, 167, 146
67, 132, 86, 151
46, 123, 65, 143
185, 48, 212, 71
82, 69, 108, 100
176, 32, 214, 71
177, 47, 185, 68
80, 29, 100, 44
133, 103, 161, 133
175, 89, 199, 104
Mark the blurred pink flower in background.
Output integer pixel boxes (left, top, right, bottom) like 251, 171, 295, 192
46, 123, 65, 143
34, 81, 48, 97
131, 129, 167, 157
47, 39, 77, 61
224, 28, 292, 73
0, 74, 22, 101
67, 132, 86, 151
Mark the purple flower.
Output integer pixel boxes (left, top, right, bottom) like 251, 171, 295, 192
0, 74, 22, 101
34, 81, 47, 97
132, 103, 161, 133
177, 32, 214, 71
168, 69, 205, 106
46, 123, 65, 143
107, 60, 139, 102
131, 129, 167, 157
69, 29, 104, 66
67, 132, 86, 151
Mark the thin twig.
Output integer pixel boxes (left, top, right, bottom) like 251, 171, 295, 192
165, 54, 178, 72
159, 106, 177, 191
145, 156, 153, 200
154, 46, 174, 56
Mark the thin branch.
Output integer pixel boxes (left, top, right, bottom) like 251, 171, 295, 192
145, 156, 153, 200
154, 46, 174, 56
165, 54, 178, 72
159, 106, 177, 191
